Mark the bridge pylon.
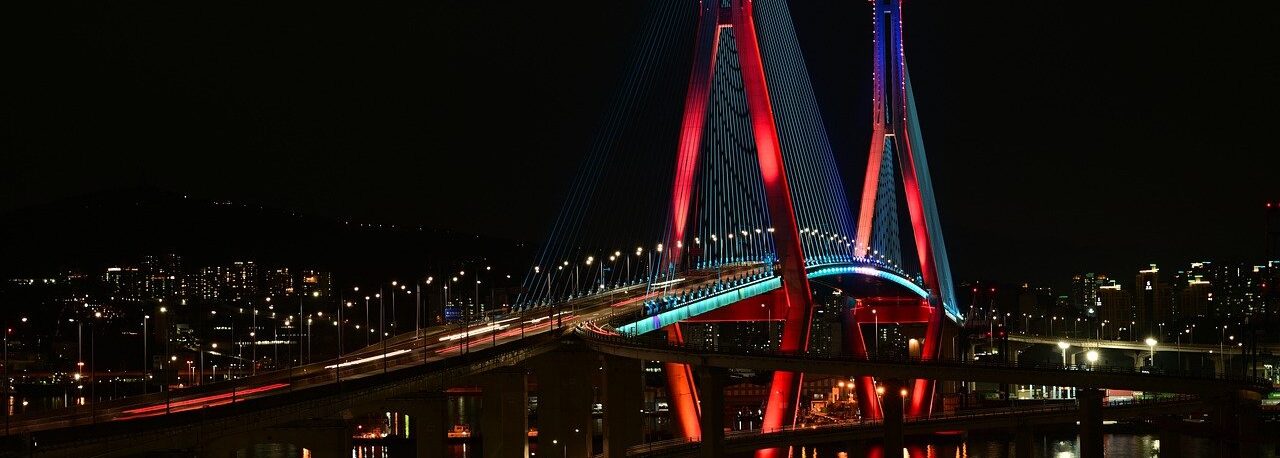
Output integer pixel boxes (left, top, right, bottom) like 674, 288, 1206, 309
850, 0, 961, 419
659, 0, 818, 451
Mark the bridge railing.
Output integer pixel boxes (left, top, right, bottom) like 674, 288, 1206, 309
624, 394, 1200, 455
576, 327, 1274, 389
4, 305, 575, 438
2, 324, 565, 452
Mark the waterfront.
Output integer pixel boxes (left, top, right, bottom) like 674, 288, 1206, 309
218, 432, 1280, 457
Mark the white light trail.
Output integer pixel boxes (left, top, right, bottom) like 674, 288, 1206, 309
324, 349, 412, 369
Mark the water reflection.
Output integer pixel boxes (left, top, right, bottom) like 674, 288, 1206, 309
793, 433, 1214, 458
202, 433, 1218, 457
7, 394, 88, 416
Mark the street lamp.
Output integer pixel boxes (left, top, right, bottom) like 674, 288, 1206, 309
142, 314, 150, 393
1057, 341, 1069, 367
1085, 350, 1099, 369
1144, 337, 1157, 368
872, 309, 879, 356
390, 281, 399, 331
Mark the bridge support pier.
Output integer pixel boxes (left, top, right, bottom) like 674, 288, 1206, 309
404, 393, 448, 458
1129, 350, 1145, 369
293, 429, 352, 458
535, 351, 594, 458
199, 420, 352, 458
1157, 416, 1183, 458
603, 355, 644, 458
882, 379, 904, 457
1211, 390, 1262, 458
481, 368, 529, 458
1077, 388, 1104, 458
697, 366, 727, 458
1014, 423, 1034, 458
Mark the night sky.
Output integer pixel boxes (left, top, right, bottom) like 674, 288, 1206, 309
5, 1, 1278, 285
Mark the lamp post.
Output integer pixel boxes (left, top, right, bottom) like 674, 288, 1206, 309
1085, 350, 1099, 369
251, 305, 257, 376
391, 281, 398, 332
872, 309, 879, 356
1144, 337, 1157, 368
380, 291, 387, 374
4, 324, 10, 434
90, 311, 100, 412
1057, 341, 1069, 367
298, 295, 305, 367
142, 314, 149, 393
1219, 325, 1226, 369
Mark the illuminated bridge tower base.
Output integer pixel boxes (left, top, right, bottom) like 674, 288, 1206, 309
850, 0, 962, 420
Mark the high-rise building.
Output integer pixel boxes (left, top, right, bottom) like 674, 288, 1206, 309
1097, 281, 1132, 327
1207, 263, 1256, 320
1134, 264, 1171, 333
263, 268, 293, 297
104, 266, 143, 302
193, 261, 259, 303
1015, 284, 1054, 318
298, 270, 332, 297
1256, 261, 1279, 317
1178, 276, 1213, 320
1071, 273, 1107, 314
225, 261, 258, 302
140, 254, 184, 299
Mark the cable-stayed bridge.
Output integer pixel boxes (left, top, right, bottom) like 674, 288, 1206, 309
2, 1, 1273, 458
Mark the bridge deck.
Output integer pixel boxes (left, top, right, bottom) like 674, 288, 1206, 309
578, 329, 1273, 396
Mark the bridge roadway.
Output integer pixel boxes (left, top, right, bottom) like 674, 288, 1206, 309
578, 329, 1273, 396
0, 266, 755, 456
1005, 333, 1280, 356
625, 397, 1205, 457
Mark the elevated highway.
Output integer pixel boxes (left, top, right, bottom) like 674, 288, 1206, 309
1005, 333, 1280, 356
578, 328, 1273, 396
626, 397, 1205, 457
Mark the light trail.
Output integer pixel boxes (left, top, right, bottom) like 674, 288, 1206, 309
324, 349, 412, 369
120, 383, 290, 417
438, 323, 508, 341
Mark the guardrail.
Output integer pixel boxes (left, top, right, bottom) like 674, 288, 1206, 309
576, 327, 1274, 390
1, 330, 568, 455
0, 305, 586, 454
625, 395, 1200, 455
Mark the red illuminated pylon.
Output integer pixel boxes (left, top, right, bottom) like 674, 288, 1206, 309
660, 0, 817, 449
852, 0, 954, 419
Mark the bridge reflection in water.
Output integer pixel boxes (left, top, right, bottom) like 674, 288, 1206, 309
224, 433, 1200, 457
